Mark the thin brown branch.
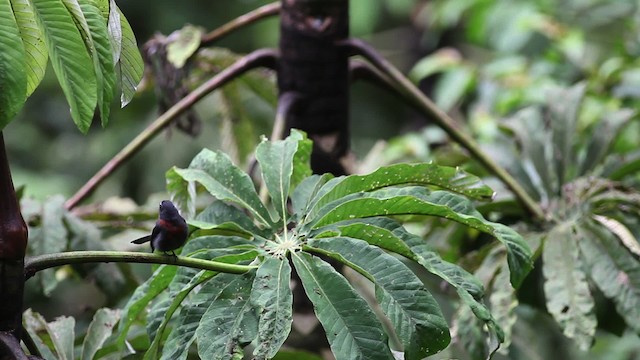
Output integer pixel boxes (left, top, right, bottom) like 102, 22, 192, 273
65, 49, 278, 210
0, 331, 29, 360
342, 38, 546, 221
201, 2, 281, 46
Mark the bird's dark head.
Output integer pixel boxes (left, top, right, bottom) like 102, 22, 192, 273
159, 200, 181, 220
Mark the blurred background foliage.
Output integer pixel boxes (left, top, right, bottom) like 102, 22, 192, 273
12, 0, 640, 358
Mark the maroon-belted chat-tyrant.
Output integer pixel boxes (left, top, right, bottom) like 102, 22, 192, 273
131, 200, 188, 256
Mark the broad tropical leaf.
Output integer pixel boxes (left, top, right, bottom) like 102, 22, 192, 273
291, 252, 395, 360
0, 0, 27, 128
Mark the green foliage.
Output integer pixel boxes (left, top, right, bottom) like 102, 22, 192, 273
106, 131, 531, 359
0, 0, 143, 132
23, 308, 120, 360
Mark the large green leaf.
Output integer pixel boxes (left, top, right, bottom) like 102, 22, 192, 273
11, 0, 47, 98
23, 309, 58, 360
195, 271, 259, 360
174, 149, 272, 226
81, 308, 120, 360
0, 0, 27, 128
31, 0, 97, 133
116, 6, 142, 106
548, 83, 585, 185
159, 273, 238, 360
579, 109, 634, 176
307, 237, 451, 358
115, 265, 176, 352
47, 315, 75, 360
310, 187, 533, 288
194, 201, 268, 237
543, 224, 596, 350
79, 1, 116, 126
291, 174, 332, 221
307, 162, 495, 220
256, 130, 304, 221
578, 222, 640, 333
250, 258, 293, 360
166, 166, 197, 219
291, 252, 394, 360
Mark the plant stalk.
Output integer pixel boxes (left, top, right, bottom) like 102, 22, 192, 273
24, 251, 256, 279
343, 39, 546, 221
65, 49, 278, 210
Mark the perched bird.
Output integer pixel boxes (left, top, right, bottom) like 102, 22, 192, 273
131, 200, 188, 256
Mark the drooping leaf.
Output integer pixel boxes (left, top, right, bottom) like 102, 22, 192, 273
592, 215, 640, 257
195, 271, 259, 360
250, 258, 293, 359
11, 0, 47, 98
106, 0, 120, 63
160, 273, 238, 360
490, 264, 518, 354
174, 149, 272, 226
79, 1, 116, 126
23, 309, 58, 360
291, 252, 395, 360
579, 109, 634, 175
256, 131, 302, 221
116, 6, 143, 106
81, 308, 121, 360
310, 187, 532, 288
47, 315, 75, 360
31, 0, 97, 133
307, 237, 451, 358
115, 265, 177, 352
578, 222, 640, 333
0, 0, 27, 128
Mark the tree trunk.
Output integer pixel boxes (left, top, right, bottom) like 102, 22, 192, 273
278, 0, 350, 175
0, 131, 29, 356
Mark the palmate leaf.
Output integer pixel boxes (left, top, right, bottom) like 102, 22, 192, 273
542, 224, 596, 351
174, 149, 272, 226
307, 237, 451, 359
309, 187, 532, 288
11, 0, 47, 98
256, 130, 307, 221
195, 271, 259, 360
291, 252, 395, 360
159, 273, 236, 360
578, 221, 640, 333
31, 0, 97, 133
0, 0, 27, 128
249, 257, 293, 360
81, 308, 120, 360
306, 162, 495, 221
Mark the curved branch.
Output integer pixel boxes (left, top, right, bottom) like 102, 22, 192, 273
24, 251, 256, 280
65, 49, 278, 210
342, 39, 545, 221
201, 2, 281, 46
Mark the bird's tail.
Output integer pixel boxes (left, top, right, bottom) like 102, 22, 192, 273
131, 235, 151, 244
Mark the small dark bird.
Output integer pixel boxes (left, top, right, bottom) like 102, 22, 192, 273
131, 200, 188, 256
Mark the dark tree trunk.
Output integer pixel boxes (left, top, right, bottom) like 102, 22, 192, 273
0, 132, 29, 357
278, 0, 350, 175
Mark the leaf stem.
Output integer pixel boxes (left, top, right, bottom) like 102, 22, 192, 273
24, 251, 256, 279
200, 2, 281, 46
65, 49, 278, 210
343, 39, 546, 221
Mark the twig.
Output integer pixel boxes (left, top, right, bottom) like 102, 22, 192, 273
201, 2, 281, 46
24, 251, 256, 280
342, 38, 546, 221
65, 49, 278, 210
